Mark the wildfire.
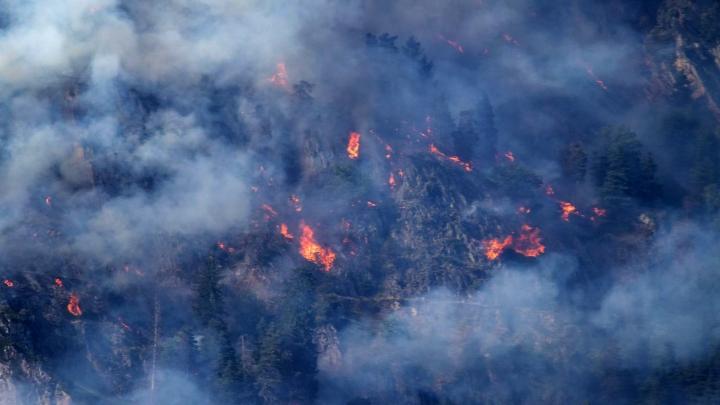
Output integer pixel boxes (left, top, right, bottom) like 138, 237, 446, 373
3, 279, 14, 288
54, 278, 63, 288
482, 236, 513, 261
280, 223, 294, 240
299, 221, 336, 271
513, 224, 545, 257
559, 201, 578, 222
388, 172, 396, 188
67, 293, 82, 317
429, 144, 472, 172
347, 131, 361, 160
518, 206, 531, 215
481, 225, 546, 260
504, 151, 515, 162
268, 63, 289, 89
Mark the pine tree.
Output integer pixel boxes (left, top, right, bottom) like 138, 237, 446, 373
475, 94, 498, 162
452, 110, 479, 162
560, 142, 588, 182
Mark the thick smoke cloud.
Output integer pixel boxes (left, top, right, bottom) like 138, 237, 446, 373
321, 224, 720, 402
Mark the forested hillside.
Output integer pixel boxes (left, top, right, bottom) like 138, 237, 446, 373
1, 1, 720, 403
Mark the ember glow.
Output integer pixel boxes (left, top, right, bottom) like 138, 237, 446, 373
583, 63, 609, 91
299, 221, 336, 271
347, 131, 361, 160
592, 207, 607, 217
513, 224, 545, 257
54, 278, 64, 288
429, 144, 472, 172
290, 194, 302, 212
280, 223, 294, 240
268, 62, 289, 89
3, 279, 14, 288
261, 203, 278, 218
388, 172, 396, 188
439, 34, 464, 54
67, 293, 82, 317
504, 151, 515, 162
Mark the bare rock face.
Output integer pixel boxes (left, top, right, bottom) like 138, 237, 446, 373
646, 1, 720, 121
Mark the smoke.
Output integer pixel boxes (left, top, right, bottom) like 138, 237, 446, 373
321, 224, 720, 403
0, 0, 718, 403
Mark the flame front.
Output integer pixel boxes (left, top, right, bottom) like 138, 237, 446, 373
513, 224, 545, 257
3, 279, 14, 288
67, 293, 82, 316
429, 144, 472, 172
280, 223, 294, 240
299, 221, 336, 271
482, 235, 513, 261
347, 131, 361, 160
54, 278, 63, 288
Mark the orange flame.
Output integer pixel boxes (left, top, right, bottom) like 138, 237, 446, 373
268, 63, 289, 89
513, 224, 545, 257
67, 293, 82, 316
54, 278, 63, 288
560, 201, 578, 222
347, 131, 361, 160
280, 223, 294, 240
482, 225, 546, 260
299, 221, 336, 271
3, 279, 14, 288
429, 144, 472, 172
482, 235, 513, 261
